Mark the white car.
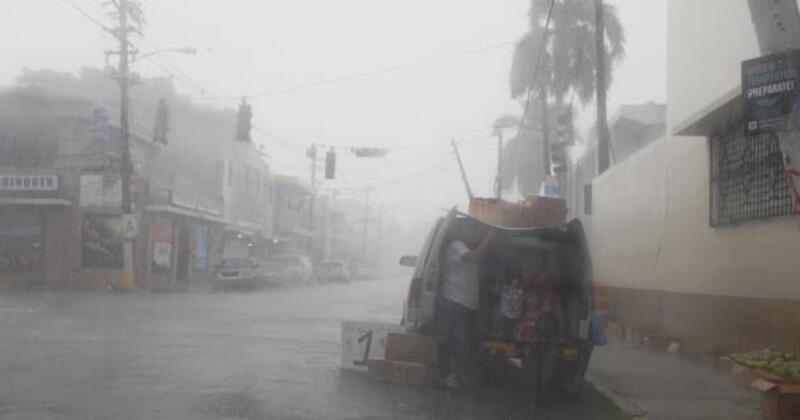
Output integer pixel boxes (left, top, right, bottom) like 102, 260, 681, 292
213, 257, 265, 291
269, 254, 313, 285
319, 260, 350, 283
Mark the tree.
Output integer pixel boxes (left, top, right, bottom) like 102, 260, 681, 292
503, 0, 625, 193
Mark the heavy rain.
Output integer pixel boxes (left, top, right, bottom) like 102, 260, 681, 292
1, 1, 799, 419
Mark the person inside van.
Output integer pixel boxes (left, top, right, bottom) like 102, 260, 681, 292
439, 228, 496, 389
514, 250, 563, 393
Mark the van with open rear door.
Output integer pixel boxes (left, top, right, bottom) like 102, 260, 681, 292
400, 209, 595, 395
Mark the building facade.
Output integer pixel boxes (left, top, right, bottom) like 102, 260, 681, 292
587, 0, 800, 352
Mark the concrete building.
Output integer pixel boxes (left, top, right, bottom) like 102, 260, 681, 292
588, 0, 800, 352
0, 69, 275, 291
567, 102, 666, 223
272, 176, 313, 256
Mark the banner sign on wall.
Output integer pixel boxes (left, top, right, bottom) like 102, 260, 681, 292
151, 216, 173, 270
194, 225, 208, 269
742, 49, 800, 135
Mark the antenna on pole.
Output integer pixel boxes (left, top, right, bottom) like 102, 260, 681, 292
450, 139, 473, 200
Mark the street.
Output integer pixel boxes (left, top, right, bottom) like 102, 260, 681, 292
0, 276, 623, 420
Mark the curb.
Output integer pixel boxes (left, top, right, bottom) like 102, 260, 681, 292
587, 374, 648, 420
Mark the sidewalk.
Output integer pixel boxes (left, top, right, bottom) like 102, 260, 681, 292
587, 339, 761, 420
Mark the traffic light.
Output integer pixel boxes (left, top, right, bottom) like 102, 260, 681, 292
550, 142, 568, 174
325, 149, 336, 179
555, 106, 574, 146
153, 99, 169, 145
236, 99, 252, 142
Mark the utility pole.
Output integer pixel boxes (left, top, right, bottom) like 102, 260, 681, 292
595, 0, 611, 174
376, 205, 384, 266
114, 0, 136, 289
361, 188, 370, 259
307, 144, 318, 238
495, 130, 503, 199
541, 90, 551, 177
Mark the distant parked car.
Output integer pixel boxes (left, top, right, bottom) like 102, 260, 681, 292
319, 260, 350, 283
269, 254, 313, 285
213, 257, 265, 292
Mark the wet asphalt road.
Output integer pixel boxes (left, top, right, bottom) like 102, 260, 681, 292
0, 275, 623, 420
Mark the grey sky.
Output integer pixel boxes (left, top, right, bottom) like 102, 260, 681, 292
1, 0, 666, 226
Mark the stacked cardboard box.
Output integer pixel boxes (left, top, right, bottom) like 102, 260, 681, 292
367, 333, 437, 386
468, 196, 567, 228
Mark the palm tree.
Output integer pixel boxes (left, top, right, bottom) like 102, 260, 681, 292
503, 0, 625, 193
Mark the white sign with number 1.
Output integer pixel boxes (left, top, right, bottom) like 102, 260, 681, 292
340, 321, 404, 372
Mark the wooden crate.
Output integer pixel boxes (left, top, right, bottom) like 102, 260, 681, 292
368, 358, 430, 387
385, 333, 438, 364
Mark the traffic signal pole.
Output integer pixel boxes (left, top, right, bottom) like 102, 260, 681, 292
116, 0, 136, 289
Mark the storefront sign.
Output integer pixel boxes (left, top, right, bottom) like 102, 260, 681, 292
80, 174, 122, 208
742, 49, 800, 134
151, 216, 173, 270
0, 175, 58, 191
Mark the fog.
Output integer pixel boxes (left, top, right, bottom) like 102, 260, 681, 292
0, 1, 710, 419
1, 0, 666, 228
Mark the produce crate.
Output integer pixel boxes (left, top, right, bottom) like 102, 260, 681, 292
752, 379, 800, 420
385, 333, 438, 364
367, 358, 430, 387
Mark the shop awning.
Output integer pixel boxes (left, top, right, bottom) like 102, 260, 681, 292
145, 205, 226, 224
0, 198, 72, 206
674, 86, 742, 137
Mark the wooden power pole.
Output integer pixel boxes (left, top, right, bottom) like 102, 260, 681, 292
595, 0, 612, 174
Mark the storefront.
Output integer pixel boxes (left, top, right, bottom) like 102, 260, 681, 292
145, 199, 225, 291
0, 174, 71, 288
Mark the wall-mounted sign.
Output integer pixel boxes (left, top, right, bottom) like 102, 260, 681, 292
80, 174, 122, 208
0, 175, 59, 191
742, 49, 800, 135
151, 216, 173, 271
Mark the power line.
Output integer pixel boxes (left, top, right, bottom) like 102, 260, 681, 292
514, 0, 556, 147
214, 40, 516, 100
59, 0, 112, 32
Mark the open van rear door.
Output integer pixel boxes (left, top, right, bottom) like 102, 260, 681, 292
416, 209, 457, 331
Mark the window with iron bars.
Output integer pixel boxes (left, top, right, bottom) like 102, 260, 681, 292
709, 125, 793, 226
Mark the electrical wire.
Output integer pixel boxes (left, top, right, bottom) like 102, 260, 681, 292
59, 0, 112, 32
514, 0, 556, 145
212, 40, 516, 100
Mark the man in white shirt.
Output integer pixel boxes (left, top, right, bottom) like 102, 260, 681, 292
439, 229, 495, 388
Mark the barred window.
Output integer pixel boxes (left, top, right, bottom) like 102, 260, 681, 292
709, 126, 793, 226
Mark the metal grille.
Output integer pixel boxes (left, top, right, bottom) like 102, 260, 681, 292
709, 127, 793, 226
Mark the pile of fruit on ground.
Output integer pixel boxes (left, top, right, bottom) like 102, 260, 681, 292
728, 348, 800, 379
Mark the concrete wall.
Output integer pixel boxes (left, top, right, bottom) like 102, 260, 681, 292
588, 0, 800, 350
